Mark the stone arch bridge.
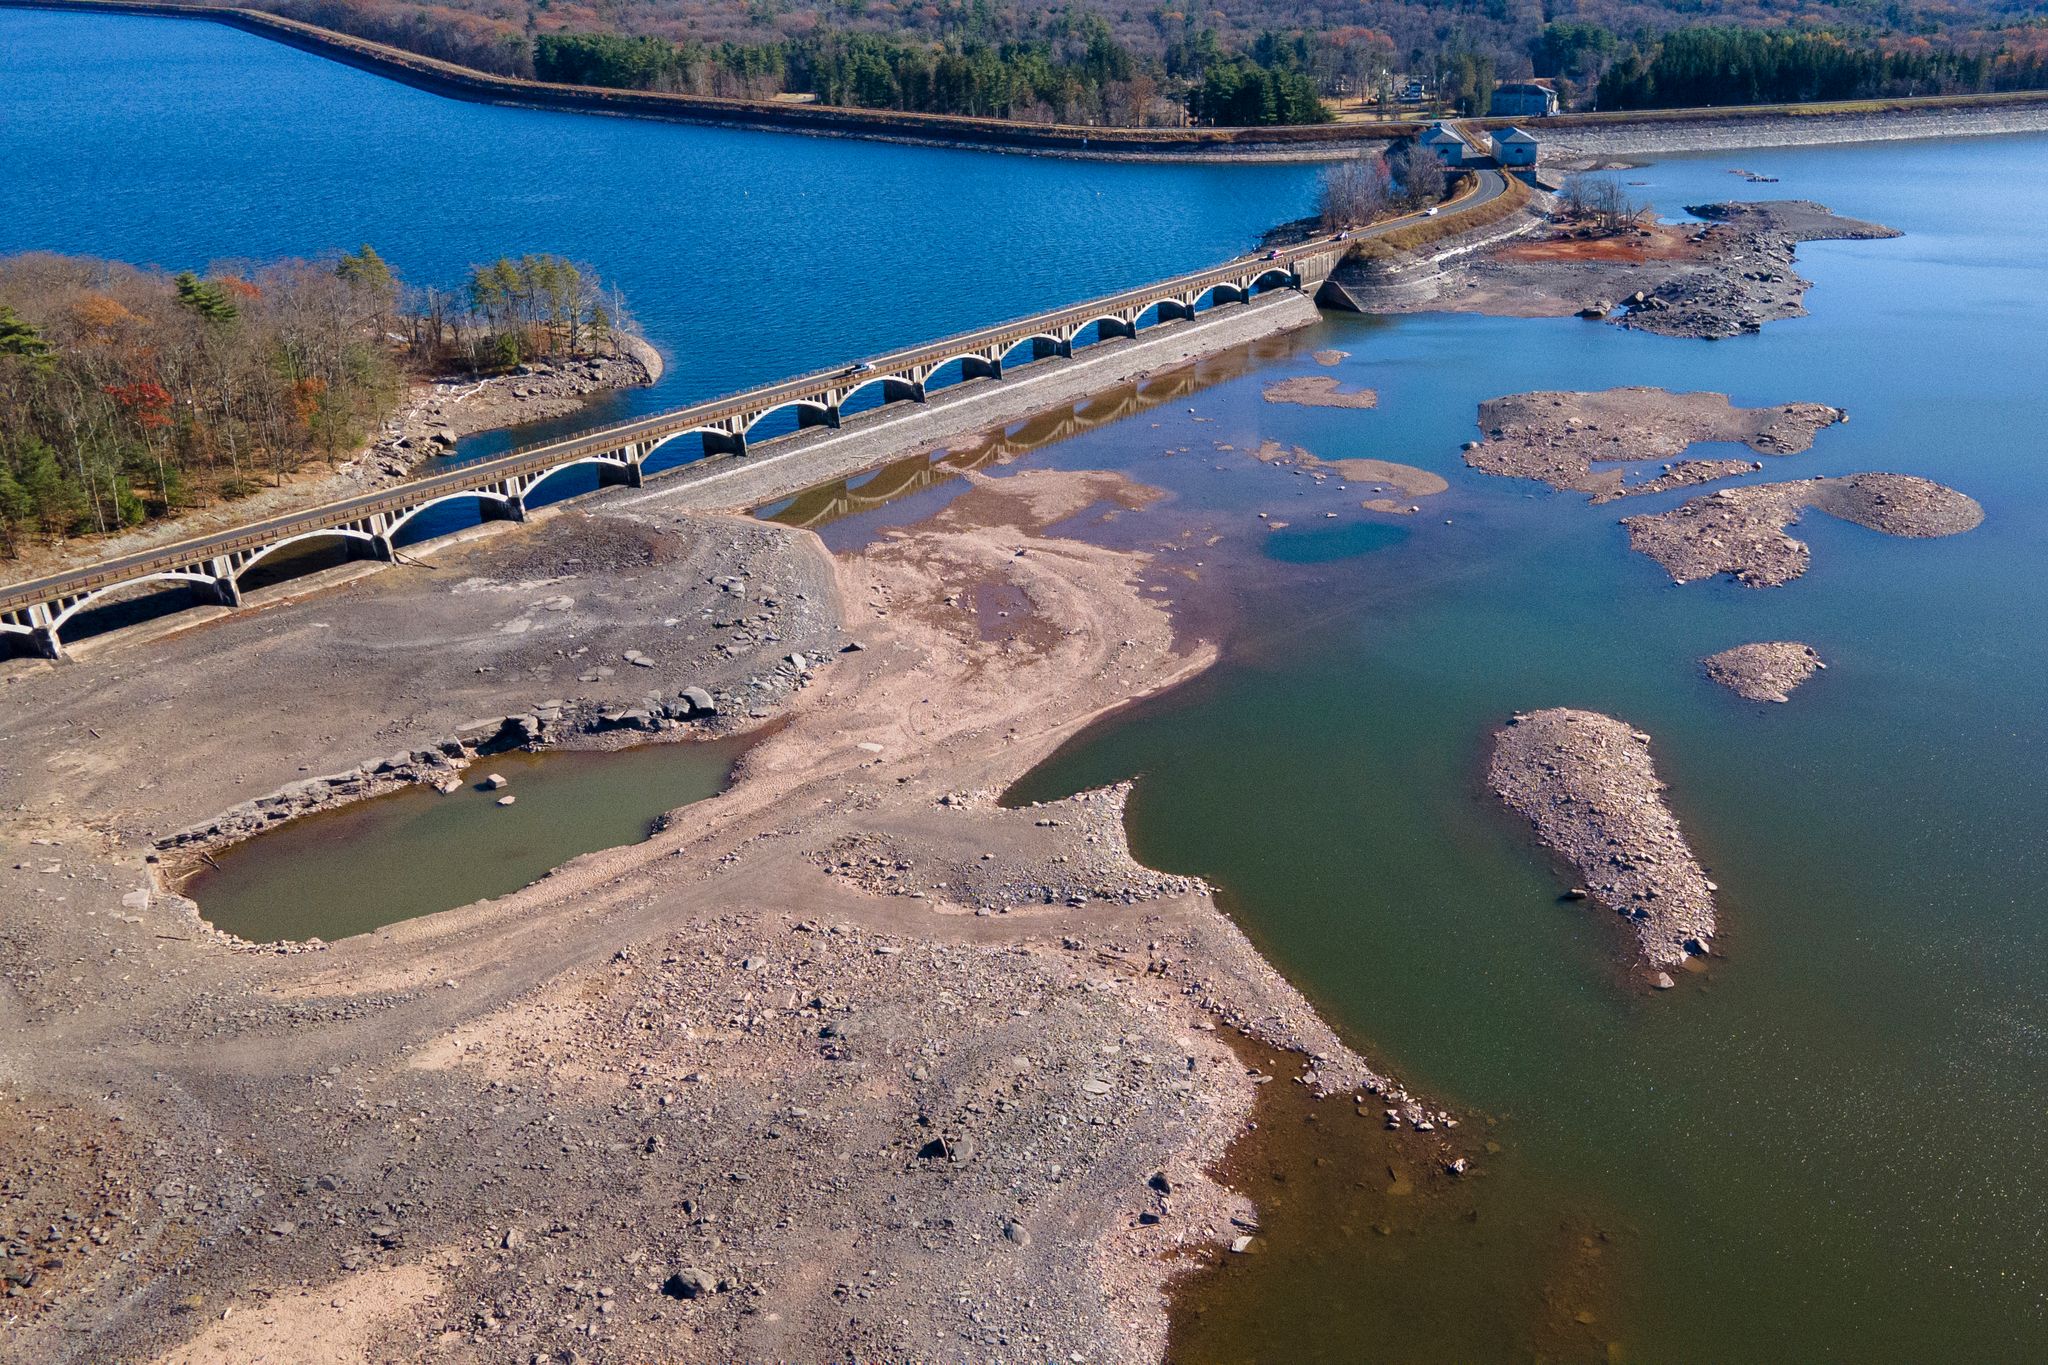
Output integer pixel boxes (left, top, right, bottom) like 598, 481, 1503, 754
2, 241, 1354, 658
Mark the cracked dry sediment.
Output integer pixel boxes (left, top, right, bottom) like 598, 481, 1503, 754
1703, 641, 1826, 703
1467, 388, 1845, 502
1489, 708, 1716, 974
1622, 473, 1984, 587
0, 461, 1424, 1365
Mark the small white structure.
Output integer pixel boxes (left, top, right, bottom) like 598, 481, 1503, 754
1492, 125, 1539, 168
1415, 122, 1469, 167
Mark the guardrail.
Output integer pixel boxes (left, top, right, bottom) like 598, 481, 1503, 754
0, 236, 1348, 613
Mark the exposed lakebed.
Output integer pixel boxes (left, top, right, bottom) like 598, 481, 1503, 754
9, 12, 2048, 1359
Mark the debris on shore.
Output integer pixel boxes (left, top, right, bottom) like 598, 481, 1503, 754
1703, 641, 1826, 702
1466, 388, 1844, 502
1615, 201, 1901, 339
1622, 473, 1983, 587
1488, 708, 1716, 972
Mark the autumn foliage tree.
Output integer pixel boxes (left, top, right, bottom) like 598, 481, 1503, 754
0, 248, 637, 553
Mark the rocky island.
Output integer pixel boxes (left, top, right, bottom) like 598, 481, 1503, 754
1703, 641, 1827, 702
1466, 388, 1845, 502
1489, 708, 1717, 976
1622, 472, 1984, 586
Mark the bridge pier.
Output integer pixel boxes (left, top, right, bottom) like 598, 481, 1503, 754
206, 558, 243, 608
596, 461, 645, 489
484, 495, 528, 523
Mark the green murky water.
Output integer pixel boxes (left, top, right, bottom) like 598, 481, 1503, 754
832, 137, 2048, 1360
183, 739, 743, 942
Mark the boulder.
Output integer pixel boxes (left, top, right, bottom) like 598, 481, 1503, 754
661, 1268, 718, 1300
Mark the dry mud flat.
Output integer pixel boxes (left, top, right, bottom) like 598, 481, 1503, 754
1261, 374, 1378, 408
0, 462, 1470, 1363
1703, 641, 1826, 702
1250, 440, 1448, 515
1623, 472, 1984, 586
1438, 200, 1899, 339
1489, 708, 1717, 976
1467, 388, 1844, 502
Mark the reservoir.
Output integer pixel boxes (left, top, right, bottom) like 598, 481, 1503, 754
7, 7, 2047, 1361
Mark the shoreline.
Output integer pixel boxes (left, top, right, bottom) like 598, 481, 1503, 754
8, 0, 2048, 163
1, 342, 659, 583
0, 452, 1428, 1361
4, 294, 1319, 660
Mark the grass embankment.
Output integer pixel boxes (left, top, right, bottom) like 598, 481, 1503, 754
1350, 175, 1534, 263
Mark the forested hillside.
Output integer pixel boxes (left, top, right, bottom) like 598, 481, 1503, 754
258, 0, 2048, 125
0, 251, 631, 551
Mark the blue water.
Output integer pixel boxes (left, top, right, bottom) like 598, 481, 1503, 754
10, 6, 2048, 1359
993, 136, 2048, 1360
0, 5, 1315, 436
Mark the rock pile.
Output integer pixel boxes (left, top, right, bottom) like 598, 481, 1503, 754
1488, 708, 1716, 972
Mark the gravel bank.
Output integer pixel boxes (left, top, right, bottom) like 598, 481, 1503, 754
1622, 472, 1984, 586
1467, 387, 1845, 502
0, 461, 1423, 1363
1703, 641, 1827, 702
1408, 200, 1898, 340
1489, 708, 1717, 976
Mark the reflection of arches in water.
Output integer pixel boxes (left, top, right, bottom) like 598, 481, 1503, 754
762, 341, 1269, 532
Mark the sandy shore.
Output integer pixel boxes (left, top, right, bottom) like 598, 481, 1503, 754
1488, 708, 1718, 978
0, 380, 1464, 1361
1622, 472, 1984, 586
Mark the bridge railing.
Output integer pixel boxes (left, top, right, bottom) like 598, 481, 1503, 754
0, 238, 1347, 615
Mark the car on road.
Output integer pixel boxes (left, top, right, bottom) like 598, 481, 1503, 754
1424, 207, 1440, 217
1264, 249, 1281, 260
843, 361, 874, 377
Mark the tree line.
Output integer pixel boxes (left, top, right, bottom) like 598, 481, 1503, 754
530, 13, 1331, 125
1580, 24, 2048, 110
0, 251, 632, 553
260, 0, 2048, 123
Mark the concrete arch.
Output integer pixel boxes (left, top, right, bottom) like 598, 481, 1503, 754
232, 527, 378, 581
744, 397, 836, 439
998, 333, 1067, 368
918, 351, 1001, 389
642, 425, 738, 468
383, 489, 518, 540
1190, 282, 1246, 310
49, 572, 217, 633
1067, 313, 1139, 346
837, 373, 922, 413
519, 455, 634, 503
1246, 266, 1297, 293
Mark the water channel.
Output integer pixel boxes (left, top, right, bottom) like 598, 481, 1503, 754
8, 8, 2047, 1360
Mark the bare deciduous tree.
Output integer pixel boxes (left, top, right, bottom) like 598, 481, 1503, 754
1318, 153, 1394, 229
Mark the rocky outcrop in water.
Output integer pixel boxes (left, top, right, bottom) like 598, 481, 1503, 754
1621, 473, 1983, 587
1703, 642, 1826, 702
1489, 708, 1716, 974
1467, 388, 1844, 502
